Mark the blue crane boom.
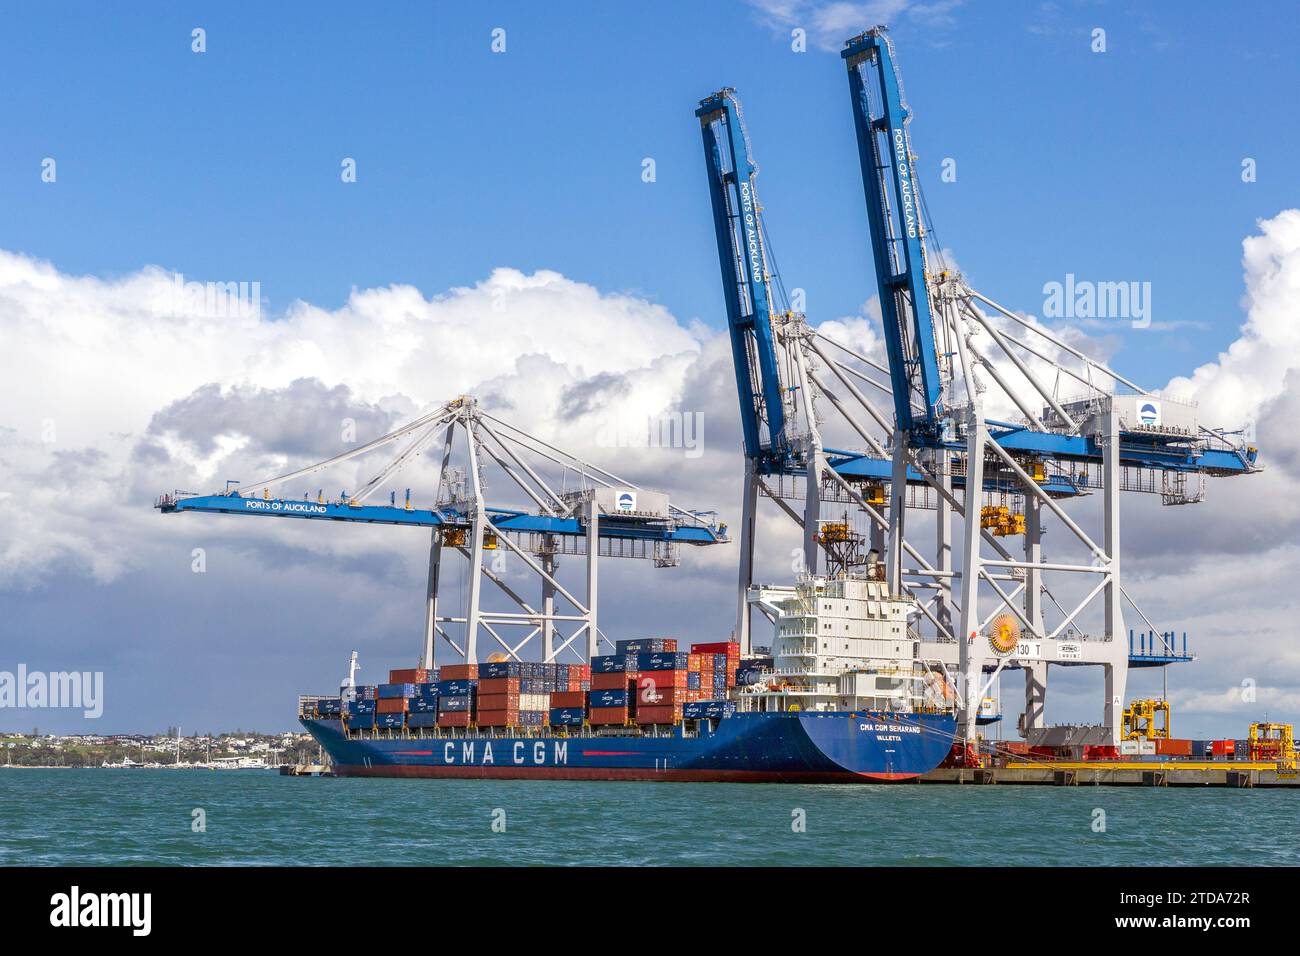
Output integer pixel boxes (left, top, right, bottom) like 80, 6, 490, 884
842, 29, 944, 441
697, 89, 790, 471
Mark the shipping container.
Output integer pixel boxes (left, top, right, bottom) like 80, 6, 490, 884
691, 641, 740, 657
478, 692, 521, 711
376, 698, 407, 714
479, 677, 521, 696
551, 690, 586, 709
314, 698, 343, 716
407, 712, 439, 728
638, 685, 691, 705
407, 696, 438, 714
588, 688, 628, 708
637, 670, 688, 690
349, 713, 376, 730
635, 704, 683, 725
683, 700, 734, 720
377, 682, 416, 699
476, 709, 519, 727
347, 699, 377, 716
437, 711, 472, 728
436, 678, 477, 696
439, 664, 479, 681
480, 661, 525, 679
637, 651, 689, 672
1155, 738, 1192, 757
591, 672, 629, 690
376, 712, 405, 729
591, 654, 631, 674
616, 638, 677, 655
549, 707, 585, 726
588, 706, 629, 726
410, 682, 439, 701
388, 668, 430, 684
439, 695, 472, 713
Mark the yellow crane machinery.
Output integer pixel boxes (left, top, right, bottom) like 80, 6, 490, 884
1248, 722, 1295, 769
1122, 698, 1170, 740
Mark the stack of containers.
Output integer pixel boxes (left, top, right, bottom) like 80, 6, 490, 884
589, 652, 636, 725
406, 680, 440, 729
477, 666, 522, 727
692, 641, 741, 686
375, 681, 413, 731
635, 651, 690, 725
437, 664, 478, 727
348, 686, 378, 730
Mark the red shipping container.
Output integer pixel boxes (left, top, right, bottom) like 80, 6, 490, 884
479, 677, 521, 695
439, 664, 478, 680
552, 690, 586, 708
588, 706, 629, 726
1156, 738, 1192, 757
376, 698, 407, 714
1212, 739, 1236, 756
389, 668, 429, 683
687, 654, 702, 671
591, 672, 628, 690
571, 665, 592, 679
1083, 745, 1119, 761
437, 711, 472, 727
692, 641, 740, 658
477, 692, 520, 711
635, 704, 682, 725
638, 685, 690, 705
637, 671, 687, 691
476, 709, 519, 727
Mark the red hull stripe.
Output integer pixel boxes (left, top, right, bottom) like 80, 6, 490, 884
580, 750, 640, 756
332, 765, 918, 783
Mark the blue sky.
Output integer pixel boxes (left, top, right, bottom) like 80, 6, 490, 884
2, 1, 1299, 736
3, 1, 1295, 383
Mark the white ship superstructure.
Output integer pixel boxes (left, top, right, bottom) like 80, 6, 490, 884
742, 574, 947, 713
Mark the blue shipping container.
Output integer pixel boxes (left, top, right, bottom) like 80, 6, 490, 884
549, 707, 585, 726
410, 683, 439, 700
481, 661, 524, 679
407, 697, 438, 714
349, 713, 376, 730
683, 700, 736, 720
436, 679, 476, 696
315, 698, 342, 716
348, 699, 377, 715
637, 651, 688, 672
617, 639, 674, 655
407, 712, 439, 728
377, 683, 415, 699
376, 712, 405, 729
591, 655, 629, 674
589, 688, 628, 708
439, 695, 472, 713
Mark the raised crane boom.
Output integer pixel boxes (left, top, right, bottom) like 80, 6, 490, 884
842, 28, 944, 440
696, 89, 790, 470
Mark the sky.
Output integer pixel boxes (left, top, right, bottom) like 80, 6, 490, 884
2, 0, 1299, 736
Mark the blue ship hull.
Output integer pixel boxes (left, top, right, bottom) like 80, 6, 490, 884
302, 711, 957, 782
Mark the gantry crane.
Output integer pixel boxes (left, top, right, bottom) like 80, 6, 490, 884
698, 26, 1261, 748
158, 396, 727, 667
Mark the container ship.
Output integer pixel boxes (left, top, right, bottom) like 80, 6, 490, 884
300, 574, 959, 782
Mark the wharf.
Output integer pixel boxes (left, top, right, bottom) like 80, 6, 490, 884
921, 761, 1299, 788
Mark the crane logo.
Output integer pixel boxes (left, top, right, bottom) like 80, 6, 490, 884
616, 491, 637, 512
1139, 401, 1161, 427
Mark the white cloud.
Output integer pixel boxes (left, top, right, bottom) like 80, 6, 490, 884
747, 0, 961, 53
